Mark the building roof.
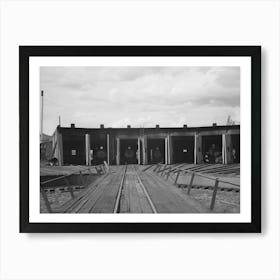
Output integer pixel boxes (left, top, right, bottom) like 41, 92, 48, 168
56, 124, 240, 134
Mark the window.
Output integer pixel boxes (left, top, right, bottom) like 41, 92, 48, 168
71, 149, 77, 156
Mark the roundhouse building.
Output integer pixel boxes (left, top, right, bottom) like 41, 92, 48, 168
51, 123, 240, 166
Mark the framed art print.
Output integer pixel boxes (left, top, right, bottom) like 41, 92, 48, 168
19, 46, 261, 233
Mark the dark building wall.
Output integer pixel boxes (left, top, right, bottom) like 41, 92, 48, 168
202, 135, 223, 164
147, 138, 165, 164
231, 134, 240, 163
120, 139, 138, 164
90, 133, 107, 165
63, 134, 85, 165
172, 136, 194, 164
55, 125, 240, 165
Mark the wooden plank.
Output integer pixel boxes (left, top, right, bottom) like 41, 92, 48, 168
57, 164, 211, 214
135, 171, 157, 213
89, 167, 125, 213
139, 171, 209, 213
56, 173, 109, 213
77, 174, 119, 213
119, 165, 154, 213
128, 173, 142, 213
119, 180, 130, 213
134, 177, 153, 213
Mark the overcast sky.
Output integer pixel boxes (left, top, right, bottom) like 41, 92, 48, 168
40, 66, 240, 135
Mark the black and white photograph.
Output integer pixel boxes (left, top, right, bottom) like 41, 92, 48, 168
19, 46, 261, 233
40, 66, 241, 214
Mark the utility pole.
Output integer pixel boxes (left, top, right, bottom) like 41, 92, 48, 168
40, 90, 44, 142
59, 115, 61, 126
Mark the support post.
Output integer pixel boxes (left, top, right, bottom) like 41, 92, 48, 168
167, 135, 173, 164
137, 138, 141, 165
116, 138, 120, 165
142, 137, 148, 165
85, 134, 91, 166
174, 171, 181, 185
56, 129, 64, 166
195, 134, 203, 164
222, 134, 226, 164
165, 137, 168, 165
225, 134, 233, 164
40, 186, 53, 213
107, 134, 110, 165
210, 178, 219, 210
187, 172, 195, 194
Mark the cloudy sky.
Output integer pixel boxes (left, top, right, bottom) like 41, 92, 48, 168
40, 66, 240, 135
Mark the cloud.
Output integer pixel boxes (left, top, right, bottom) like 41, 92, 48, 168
40, 66, 240, 134
213, 67, 240, 88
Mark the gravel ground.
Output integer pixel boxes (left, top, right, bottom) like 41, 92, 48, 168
181, 187, 240, 213
40, 188, 83, 213
41, 186, 240, 213
40, 174, 100, 213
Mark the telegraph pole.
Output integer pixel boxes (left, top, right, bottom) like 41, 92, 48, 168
40, 90, 44, 142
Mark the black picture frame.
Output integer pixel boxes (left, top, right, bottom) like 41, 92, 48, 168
20, 46, 261, 233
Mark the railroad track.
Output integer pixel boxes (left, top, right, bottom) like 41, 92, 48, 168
113, 165, 157, 213
53, 164, 209, 214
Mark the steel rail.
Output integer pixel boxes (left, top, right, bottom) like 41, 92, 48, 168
113, 165, 128, 213
135, 166, 158, 214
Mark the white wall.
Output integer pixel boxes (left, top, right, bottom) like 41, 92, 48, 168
0, 0, 279, 279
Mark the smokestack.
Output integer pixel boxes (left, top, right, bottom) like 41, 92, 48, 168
100, 124, 104, 129
70, 123, 75, 128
